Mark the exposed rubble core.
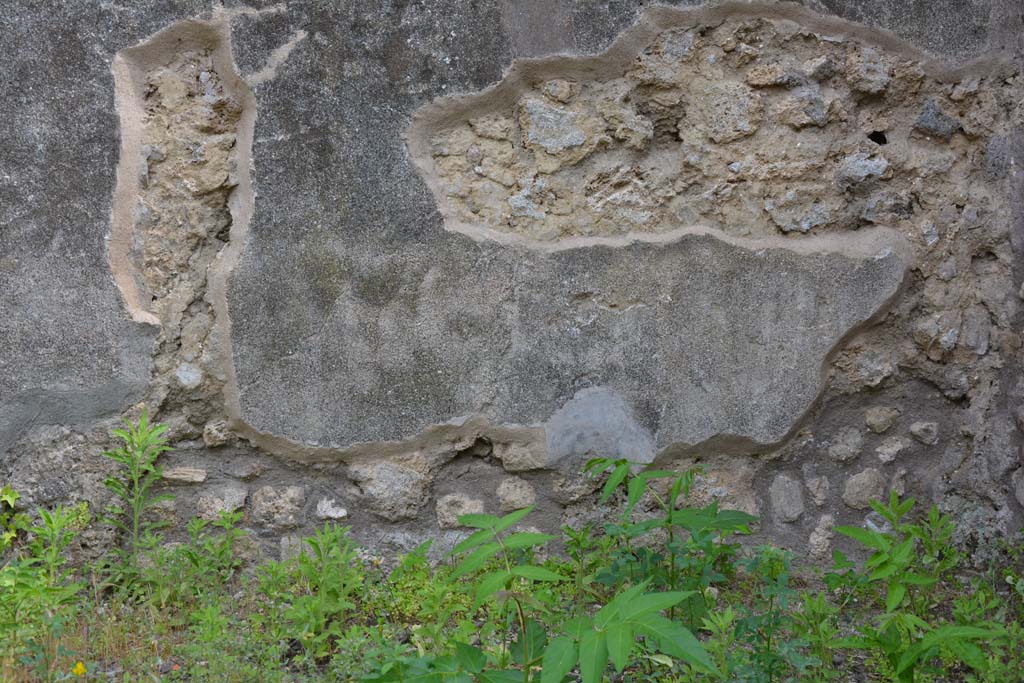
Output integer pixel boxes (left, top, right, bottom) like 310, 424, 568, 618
425, 18, 1017, 247
133, 49, 241, 434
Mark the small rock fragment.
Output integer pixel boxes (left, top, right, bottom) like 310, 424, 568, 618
776, 86, 828, 129
197, 485, 248, 521
909, 421, 939, 445
745, 63, 789, 87
802, 56, 834, 81
835, 153, 889, 190
496, 477, 537, 512
202, 418, 232, 447
846, 47, 890, 94
865, 406, 900, 434
769, 474, 805, 523
162, 467, 207, 484
175, 363, 203, 389
690, 80, 762, 143
875, 437, 908, 464
913, 99, 961, 139
349, 461, 430, 521
805, 476, 830, 507
843, 468, 887, 510
950, 77, 979, 101
436, 493, 485, 529
520, 98, 586, 154
828, 427, 864, 462
960, 306, 991, 356
316, 498, 348, 520
251, 485, 305, 530
935, 258, 956, 281
809, 514, 835, 561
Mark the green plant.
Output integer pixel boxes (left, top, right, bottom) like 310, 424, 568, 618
100, 409, 172, 573
541, 581, 719, 683
585, 458, 755, 628
832, 493, 1001, 682
0, 503, 85, 679
0, 484, 29, 552
287, 523, 364, 660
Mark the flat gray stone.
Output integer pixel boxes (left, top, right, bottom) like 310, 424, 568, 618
769, 474, 805, 523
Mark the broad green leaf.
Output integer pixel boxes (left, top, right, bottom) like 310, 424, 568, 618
454, 642, 486, 673
458, 513, 500, 530
450, 528, 494, 556
541, 637, 577, 683
946, 638, 988, 672
886, 583, 906, 612
0, 485, 18, 507
895, 626, 997, 675
493, 506, 535, 533
502, 532, 555, 550
473, 570, 511, 606
578, 629, 607, 683
600, 463, 630, 503
511, 618, 547, 666
834, 525, 891, 551
606, 623, 633, 672
510, 566, 565, 582
564, 616, 592, 640
452, 542, 501, 578
620, 591, 694, 621
633, 614, 717, 675
645, 654, 675, 668
625, 476, 646, 515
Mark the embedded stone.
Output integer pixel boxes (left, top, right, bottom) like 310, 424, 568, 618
690, 81, 762, 143
316, 498, 348, 520
162, 467, 207, 484
251, 485, 305, 530
349, 461, 430, 521
519, 98, 586, 154
436, 493, 485, 529
876, 437, 908, 463
828, 427, 864, 462
202, 418, 232, 447
776, 86, 829, 129
805, 475, 830, 507
809, 514, 835, 560
914, 99, 961, 139
846, 47, 890, 94
865, 407, 900, 434
496, 477, 537, 512
769, 474, 805, 523
842, 468, 886, 509
836, 153, 889, 190
909, 421, 939, 445
745, 63, 789, 87
196, 485, 247, 521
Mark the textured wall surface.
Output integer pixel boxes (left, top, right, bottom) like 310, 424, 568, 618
0, 0, 1021, 561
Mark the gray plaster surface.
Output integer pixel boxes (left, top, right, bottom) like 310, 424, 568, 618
1, 0, 1020, 462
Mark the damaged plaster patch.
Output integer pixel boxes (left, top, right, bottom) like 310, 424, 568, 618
411, 8, 1015, 250
108, 19, 256, 441
546, 387, 656, 465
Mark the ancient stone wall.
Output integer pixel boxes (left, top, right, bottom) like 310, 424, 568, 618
0, 1, 1021, 564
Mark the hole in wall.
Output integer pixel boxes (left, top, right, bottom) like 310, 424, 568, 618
867, 130, 888, 145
